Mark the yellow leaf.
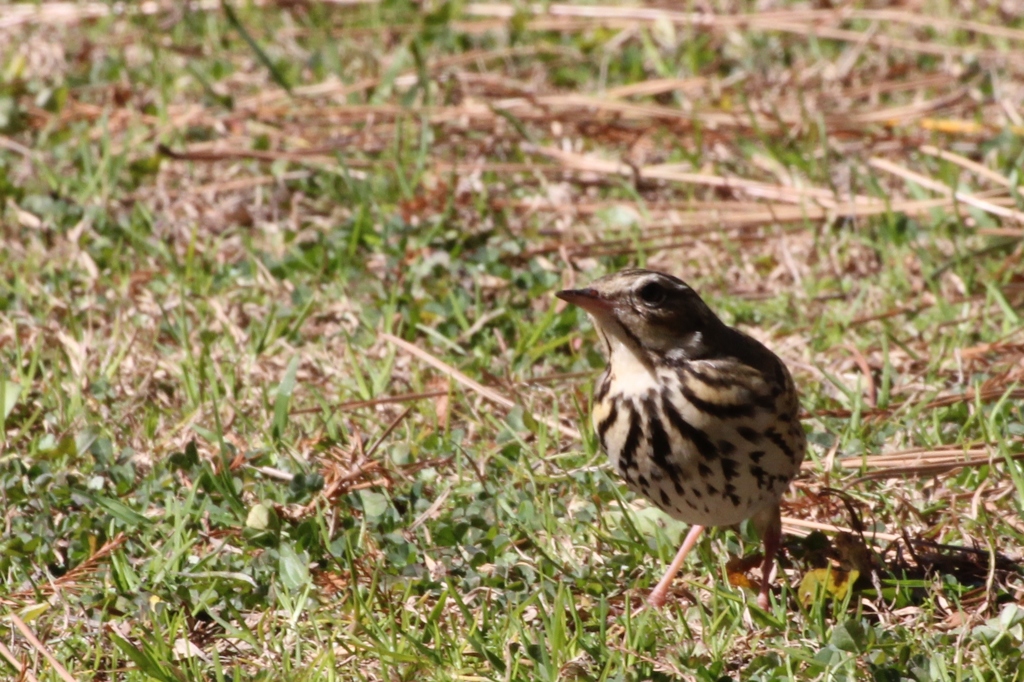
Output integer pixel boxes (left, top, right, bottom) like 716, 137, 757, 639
798, 567, 859, 606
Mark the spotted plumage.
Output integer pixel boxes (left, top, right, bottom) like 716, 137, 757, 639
558, 269, 805, 609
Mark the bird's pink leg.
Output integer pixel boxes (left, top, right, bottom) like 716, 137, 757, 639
757, 512, 782, 610
648, 524, 704, 607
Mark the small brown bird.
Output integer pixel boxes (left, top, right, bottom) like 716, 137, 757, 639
557, 269, 805, 609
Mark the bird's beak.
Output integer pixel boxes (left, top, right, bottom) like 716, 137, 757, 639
556, 288, 614, 315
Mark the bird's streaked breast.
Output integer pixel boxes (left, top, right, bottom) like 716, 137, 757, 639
592, 356, 804, 528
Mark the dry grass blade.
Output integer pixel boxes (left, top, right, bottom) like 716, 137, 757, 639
829, 89, 971, 126
869, 157, 1024, 223
813, 384, 1022, 419
466, 3, 1024, 62
409, 486, 453, 531
497, 93, 775, 130
852, 8, 1024, 42
0, 135, 34, 157
919, 145, 1024, 190
291, 389, 449, 415
840, 447, 990, 467
515, 196, 1002, 260
523, 144, 1019, 227
771, 22, 1018, 63
0, 639, 40, 682
524, 144, 857, 206
1, 0, 380, 28
238, 44, 574, 109
803, 437, 1024, 484
382, 334, 515, 409
381, 333, 579, 439
602, 77, 707, 99
7, 613, 78, 682
781, 516, 899, 543
931, 387, 1024, 407
846, 452, 1024, 485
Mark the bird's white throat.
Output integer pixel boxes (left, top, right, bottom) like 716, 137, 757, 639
605, 332, 659, 397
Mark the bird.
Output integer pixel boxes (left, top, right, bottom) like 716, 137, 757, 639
557, 269, 805, 609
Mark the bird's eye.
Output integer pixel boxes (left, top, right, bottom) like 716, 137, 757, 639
638, 281, 666, 306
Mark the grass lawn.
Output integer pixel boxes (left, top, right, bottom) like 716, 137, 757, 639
3, 1, 1024, 680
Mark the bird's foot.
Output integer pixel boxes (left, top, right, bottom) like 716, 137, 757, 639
647, 587, 669, 609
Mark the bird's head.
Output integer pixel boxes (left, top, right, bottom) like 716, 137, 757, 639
557, 269, 725, 365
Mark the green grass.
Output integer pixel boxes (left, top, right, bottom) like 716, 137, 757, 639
2, 1, 1024, 680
